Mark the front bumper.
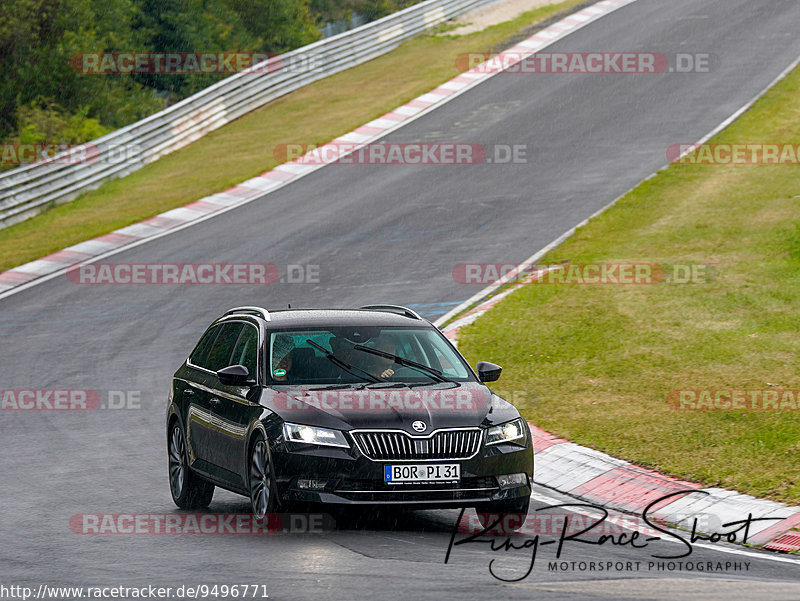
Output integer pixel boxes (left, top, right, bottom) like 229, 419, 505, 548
272, 435, 534, 508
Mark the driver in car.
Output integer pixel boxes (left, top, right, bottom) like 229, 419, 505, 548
368, 337, 405, 380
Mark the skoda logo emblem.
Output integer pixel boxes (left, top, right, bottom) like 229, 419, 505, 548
412, 421, 427, 433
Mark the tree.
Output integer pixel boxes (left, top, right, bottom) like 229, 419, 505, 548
227, 0, 319, 54
0, 0, 162, 139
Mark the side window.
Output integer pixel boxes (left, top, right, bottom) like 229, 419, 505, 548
205, 323, 244, 372
230, 324, 259, 381
189, 325, 220, 368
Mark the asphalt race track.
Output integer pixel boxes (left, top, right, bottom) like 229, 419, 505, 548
2, 1, 800, 599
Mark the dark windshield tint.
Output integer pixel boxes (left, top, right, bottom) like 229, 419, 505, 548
268, 326, 473, 385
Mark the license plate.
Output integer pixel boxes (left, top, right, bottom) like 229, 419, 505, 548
384, 463, 460, 483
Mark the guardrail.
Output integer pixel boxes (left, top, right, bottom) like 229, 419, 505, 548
0, 0, 494, 230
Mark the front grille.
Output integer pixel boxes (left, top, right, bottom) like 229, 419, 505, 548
352, 428, 482, 460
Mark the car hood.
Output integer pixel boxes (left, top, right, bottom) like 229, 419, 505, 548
262, 382, 521, 434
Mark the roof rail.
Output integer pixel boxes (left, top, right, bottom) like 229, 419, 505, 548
359, 304, 421, 320
223, 306, 271, 321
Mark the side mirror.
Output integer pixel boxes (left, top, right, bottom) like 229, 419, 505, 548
217, 364, 253, 386
476, 361, 502, 383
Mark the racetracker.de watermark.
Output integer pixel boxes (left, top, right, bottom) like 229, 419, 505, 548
70, 52, 287, 74
459, 510, 724, 537
668, 143, 800, 165
65, 264, 321, 285
455, 52, 714, 74
0, 143, 143, 166
1, 389, 98, 411
0, 143, 96, 166
0, 389, 160, 411
273, 142, 527, 165
452, 263, 714, 285
274, 389, 498, 413
668, 389, 800, 411
69, 513, 334, 535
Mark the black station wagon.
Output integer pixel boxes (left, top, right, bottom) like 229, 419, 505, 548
166, 305, 533, 527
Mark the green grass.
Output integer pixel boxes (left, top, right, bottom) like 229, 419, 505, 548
0, 0, 585, 272
457, 63, 800, 503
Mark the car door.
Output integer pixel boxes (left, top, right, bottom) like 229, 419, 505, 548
185, 321, 243, 475
204, 321, 263, 491
181, 323, 220, 467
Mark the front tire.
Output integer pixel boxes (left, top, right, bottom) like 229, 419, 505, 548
475, 495, 530, 534
168, 423, 214, 509
249, 433, 279, 521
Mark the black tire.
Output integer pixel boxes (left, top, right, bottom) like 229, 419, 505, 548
474, 495, 531, 534
248, 433, 279, 522
168, 422, 214, 509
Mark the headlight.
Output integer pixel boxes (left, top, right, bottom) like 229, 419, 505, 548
283, 423, 350, 448
486, 417, 526, 446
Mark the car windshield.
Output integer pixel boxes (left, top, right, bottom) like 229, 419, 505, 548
268, 326, 473, 385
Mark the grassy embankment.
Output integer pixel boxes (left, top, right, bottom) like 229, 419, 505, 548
458, 64, 800, 503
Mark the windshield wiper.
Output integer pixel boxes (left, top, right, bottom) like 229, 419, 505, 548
364, 382, 408, 389
272, 382, 357, 390
407, 380, 459, 389
352, 344, 453, 383
305, 339, 380, 384
307, 383, 361, 390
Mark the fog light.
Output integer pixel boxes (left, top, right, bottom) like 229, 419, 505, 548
297, 479, 327, 490
497, 473, 527, 488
